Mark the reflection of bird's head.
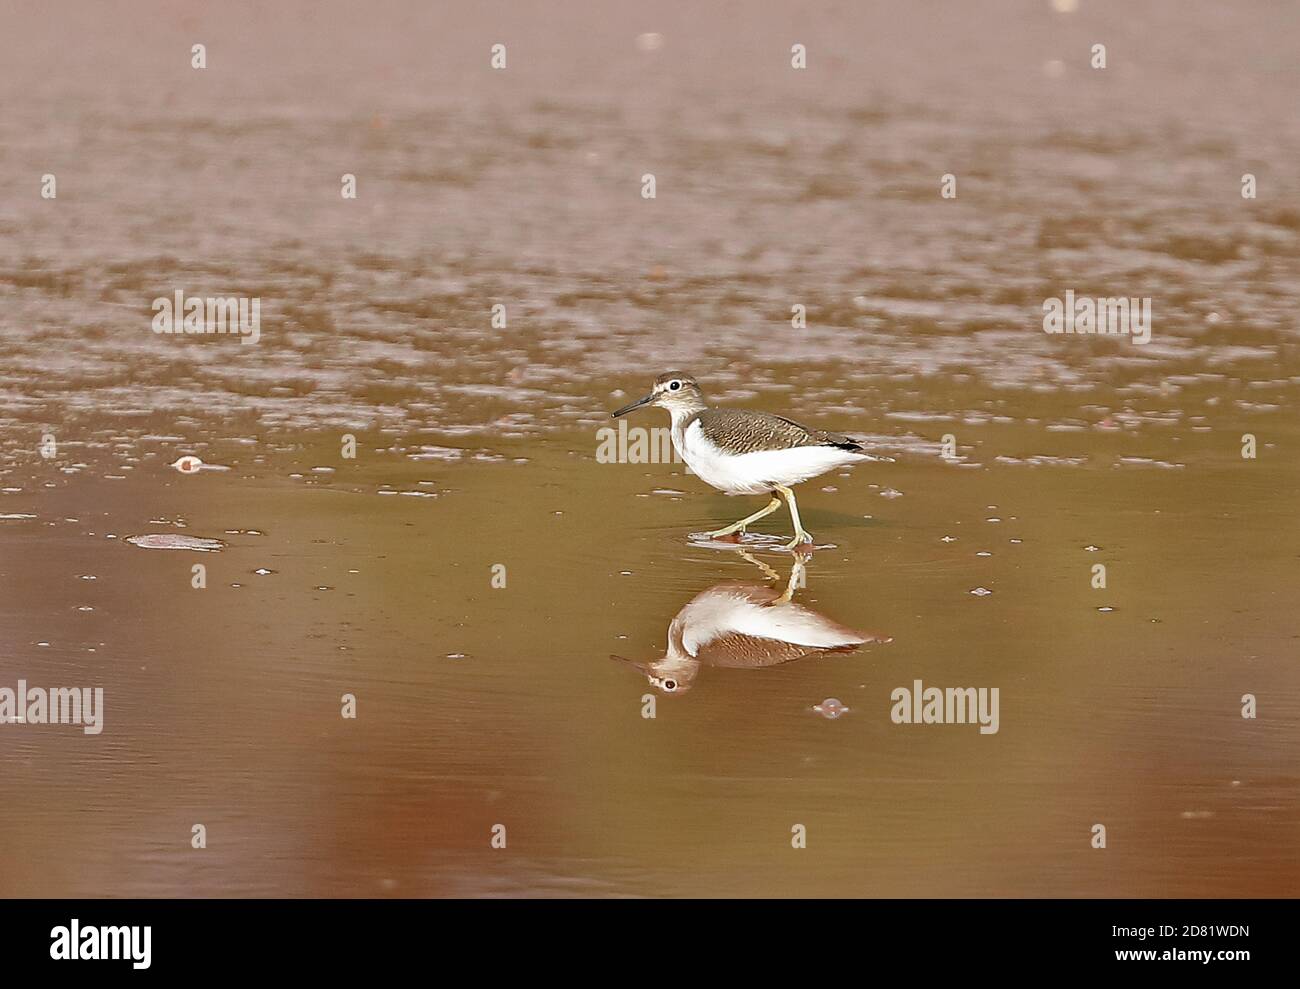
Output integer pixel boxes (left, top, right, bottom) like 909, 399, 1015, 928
610, 653, 700, 694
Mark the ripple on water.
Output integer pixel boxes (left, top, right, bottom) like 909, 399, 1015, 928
125, 534, 226, 552
813, 698, 850, 719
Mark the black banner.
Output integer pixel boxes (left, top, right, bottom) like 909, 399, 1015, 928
0, 899, 1289, 975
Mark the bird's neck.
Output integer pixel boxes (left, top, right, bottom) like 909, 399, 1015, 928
667, 403, 706, 452
666, 618, 688, 659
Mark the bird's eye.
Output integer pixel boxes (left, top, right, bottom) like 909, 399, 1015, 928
662, 679, 678, 691
669, 380, 681, 391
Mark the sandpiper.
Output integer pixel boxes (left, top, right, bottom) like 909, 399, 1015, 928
611, 372, 882, 549
611, 550, 890, 694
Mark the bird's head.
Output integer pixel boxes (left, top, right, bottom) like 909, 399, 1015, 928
610, 372, 705, 418
609, 652, 700, 694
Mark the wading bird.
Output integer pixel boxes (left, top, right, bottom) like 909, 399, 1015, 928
611, 372, 882, 549
612, 550, 890, 694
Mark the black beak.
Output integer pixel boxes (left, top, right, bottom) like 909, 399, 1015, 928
611, 393, 655, 418
609, 653, 650, 674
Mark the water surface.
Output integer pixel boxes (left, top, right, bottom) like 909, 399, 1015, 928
1, 0, 1297, 897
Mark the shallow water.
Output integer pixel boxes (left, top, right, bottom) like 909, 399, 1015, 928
1, 0, 1298, 897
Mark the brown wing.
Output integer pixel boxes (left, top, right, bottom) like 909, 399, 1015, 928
693, 409, 866, 454
694, 632, 834, 669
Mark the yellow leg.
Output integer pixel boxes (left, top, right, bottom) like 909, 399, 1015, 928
737, 548, 782, 583
775, 484, 813, 549
709, 496, 782, 538
740, 547, 805, 602
778, 555, 807, 603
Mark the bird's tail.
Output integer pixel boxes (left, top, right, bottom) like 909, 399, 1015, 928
832, 437, 894, 462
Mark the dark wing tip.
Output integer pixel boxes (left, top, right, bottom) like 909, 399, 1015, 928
819, 432, 868, 453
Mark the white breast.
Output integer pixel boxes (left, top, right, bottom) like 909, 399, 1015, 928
676, 585, 869, 656
677, 420, 868, 495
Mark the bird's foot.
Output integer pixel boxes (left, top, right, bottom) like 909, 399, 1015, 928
782, 530, 815, 551
705, 523, 744, 540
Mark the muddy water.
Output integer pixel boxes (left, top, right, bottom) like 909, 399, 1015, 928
1, 1, 1298, 897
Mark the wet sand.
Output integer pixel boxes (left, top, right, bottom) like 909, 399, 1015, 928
1, 1, 1298, 897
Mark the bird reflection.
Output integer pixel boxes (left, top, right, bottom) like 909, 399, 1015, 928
613, 550, 889, 694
